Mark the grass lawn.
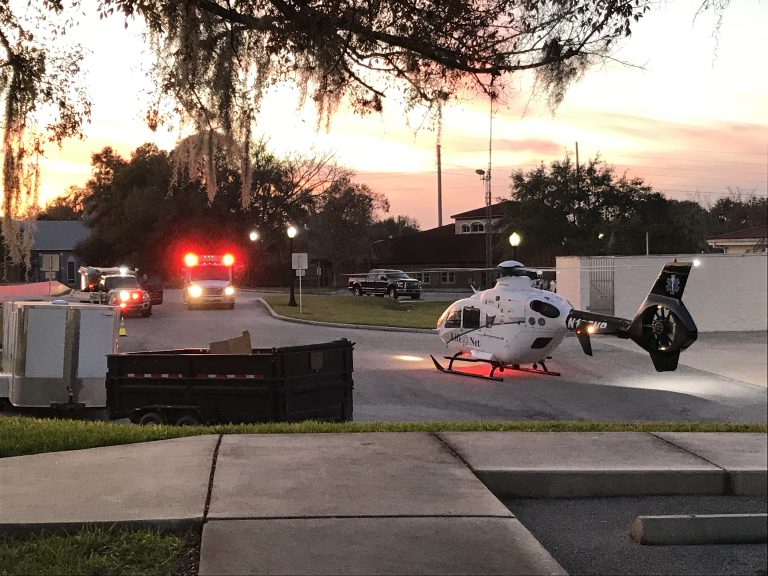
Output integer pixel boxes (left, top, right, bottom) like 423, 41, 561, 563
0, 526, 195, 576
1, 415, 764, 458
264, 294, 448, 329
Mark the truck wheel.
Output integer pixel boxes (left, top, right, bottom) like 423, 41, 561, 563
227, 302, 235, 310
386, 287, 398, 300
175, 414, 201, 426
410, 294, 421, 300
141, 307, 152, 317
138, 411, 164, 425
353, 285, 363, 296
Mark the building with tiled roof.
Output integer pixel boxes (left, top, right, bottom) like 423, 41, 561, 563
370, 201, 511, 289
706, 225, 767, 254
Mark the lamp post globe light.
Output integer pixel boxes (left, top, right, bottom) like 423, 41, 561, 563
287, 225, 298, 307
509, 232, 521, 260
249, 230, 259, 242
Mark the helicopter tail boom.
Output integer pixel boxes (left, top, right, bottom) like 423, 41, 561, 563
567, 262, 698, 371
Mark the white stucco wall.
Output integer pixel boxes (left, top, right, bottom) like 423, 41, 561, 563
554, 256, 588, 310
555, 254, 767, 332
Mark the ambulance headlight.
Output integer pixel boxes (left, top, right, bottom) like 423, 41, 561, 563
119, 290, 130, 302
188, 285, 203, 298
224, 286, 235, 296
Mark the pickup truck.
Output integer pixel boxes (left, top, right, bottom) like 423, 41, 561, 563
348, 269, 422, 300
90, 274, 152, 317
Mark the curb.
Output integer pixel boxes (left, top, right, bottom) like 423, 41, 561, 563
257, 298, 437, 334
631, 513, 768, 545
475, 469, 732, 499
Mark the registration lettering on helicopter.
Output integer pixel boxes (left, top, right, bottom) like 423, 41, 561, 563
565, 317, 608, 331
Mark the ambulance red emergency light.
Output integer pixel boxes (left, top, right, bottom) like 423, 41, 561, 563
182, 252, 236, 309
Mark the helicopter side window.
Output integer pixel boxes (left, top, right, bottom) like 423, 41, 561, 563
444, 309, 462, 328
462, 307, 480, 329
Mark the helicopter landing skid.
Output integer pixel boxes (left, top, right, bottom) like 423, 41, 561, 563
431, 354, 561, 380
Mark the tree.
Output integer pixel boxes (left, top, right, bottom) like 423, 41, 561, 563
708, 192, 767, 236
1, 3, 89, 275
308, 176, 389, 274
370, 216, 420, 243
0, 2, 735, 269
37, 187, 86, 220
498, 155, 690, 264
95, 0, 666, 202
78, 144, 172, 269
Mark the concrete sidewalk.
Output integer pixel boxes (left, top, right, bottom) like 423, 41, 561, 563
1, 432, 766, 575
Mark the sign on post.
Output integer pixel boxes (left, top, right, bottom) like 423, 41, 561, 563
41, 254, 60, 272
291, 253, 309, 313
291, 253, 308, 270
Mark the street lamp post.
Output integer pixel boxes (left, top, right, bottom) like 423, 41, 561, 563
287, 225, 297, 307
475, 168, 492, 275
509, 232, 521, 261
248, 230, 260, 286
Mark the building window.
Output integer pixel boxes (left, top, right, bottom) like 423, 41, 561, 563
460, 223, 470, 233
412, 272, 430, 284
67, 258, 76, 285
471, 222, 484, 232
441, 271, 455, 284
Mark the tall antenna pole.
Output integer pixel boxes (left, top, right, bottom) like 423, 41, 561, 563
485, 81, 494, 273
437, 143, 443, 227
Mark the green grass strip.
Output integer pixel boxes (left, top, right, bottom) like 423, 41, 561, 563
264, 294, 449, 329
0, 526, 184, 576
1, 416, 764, 458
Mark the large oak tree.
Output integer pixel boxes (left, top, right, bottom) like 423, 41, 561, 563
1, 0, 731, 269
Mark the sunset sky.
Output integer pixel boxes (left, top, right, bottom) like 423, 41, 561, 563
39, 0, 768, 230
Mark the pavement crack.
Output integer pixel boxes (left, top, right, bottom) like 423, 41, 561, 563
203, 434, 224, 522
431, 432, 474, 470
649, 432, 732, 493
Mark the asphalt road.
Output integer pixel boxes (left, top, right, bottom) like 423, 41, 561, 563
118, 289, 767, 423
505, 495, 767, 576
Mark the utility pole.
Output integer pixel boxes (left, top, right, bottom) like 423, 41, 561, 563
436, 143, 443, 227
485, 84, 494, 274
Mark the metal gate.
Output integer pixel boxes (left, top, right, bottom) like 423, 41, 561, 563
588, 256, 614, 315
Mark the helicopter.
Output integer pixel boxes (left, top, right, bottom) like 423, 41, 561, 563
431, 260, 698, 380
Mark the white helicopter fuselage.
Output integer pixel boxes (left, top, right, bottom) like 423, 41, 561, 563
436, 276, 574, 366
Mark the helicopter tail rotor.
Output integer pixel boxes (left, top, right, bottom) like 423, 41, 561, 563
627, 262, 698, 371
567, 262, 697, 372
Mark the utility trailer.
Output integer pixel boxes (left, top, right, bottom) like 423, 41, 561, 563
0, 300, 120, 413
106, 339, 354, 425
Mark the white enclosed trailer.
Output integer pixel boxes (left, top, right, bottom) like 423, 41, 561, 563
0, 300, 120, 411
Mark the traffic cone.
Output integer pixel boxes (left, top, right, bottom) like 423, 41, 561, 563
119, 316, 127, 337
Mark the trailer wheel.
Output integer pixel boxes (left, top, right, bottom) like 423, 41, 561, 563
138, 411, 165, 425
175, 414, 201, 426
